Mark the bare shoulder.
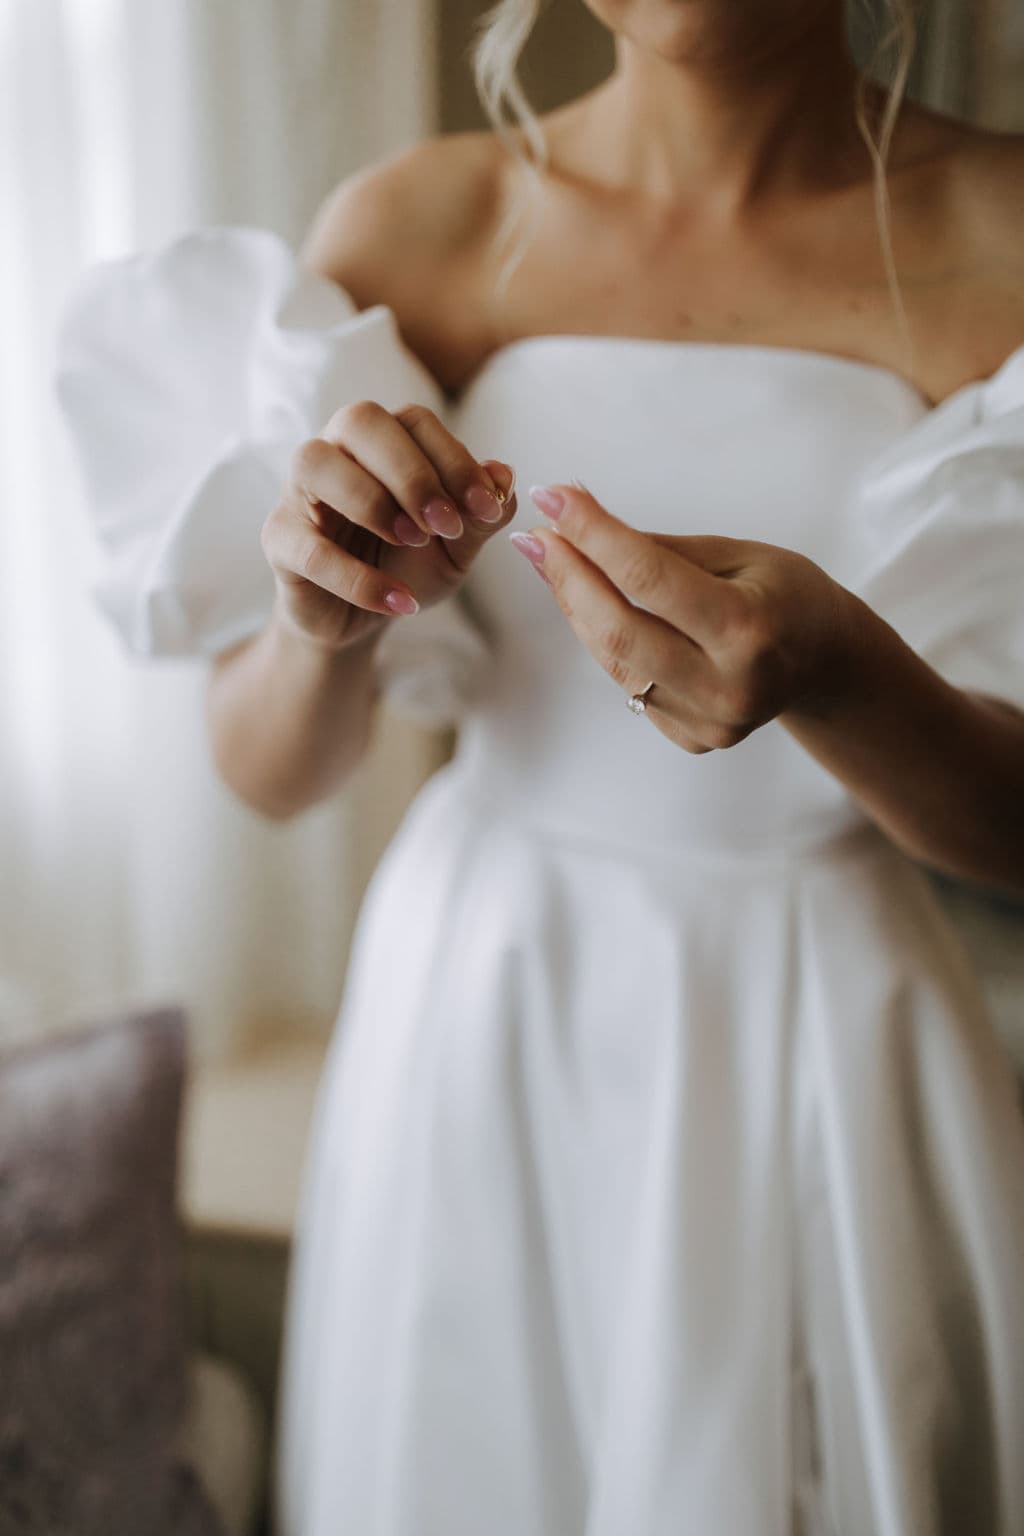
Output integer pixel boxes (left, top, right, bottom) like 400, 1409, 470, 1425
299, 131, 508, 352
888, 105, 1024, 379
938, 119, 1024, 350
940, 118, 1024, 238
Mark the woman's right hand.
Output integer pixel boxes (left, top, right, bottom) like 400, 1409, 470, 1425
260, 399, 517, 652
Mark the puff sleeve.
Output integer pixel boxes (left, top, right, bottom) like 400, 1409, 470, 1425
849, 344, 1024, 713
846, 347, 1024, 1052
52, 224, 492, 728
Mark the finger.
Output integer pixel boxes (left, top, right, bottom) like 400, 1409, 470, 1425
437, 459, 519, 573
641, 694, 716, 755
511, 520, 711, 704
393, 406, 511, 530
482, 459, 517, 511
322, 399, 465, 541
529, 481, 743, 646
262, 497, 420, 616
647, 531, 754, 576
291, 438, 428, 548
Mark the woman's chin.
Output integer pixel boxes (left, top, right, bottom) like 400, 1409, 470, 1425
586, 0, 831, 67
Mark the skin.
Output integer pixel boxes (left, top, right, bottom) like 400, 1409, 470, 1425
210, 0, 1024, 890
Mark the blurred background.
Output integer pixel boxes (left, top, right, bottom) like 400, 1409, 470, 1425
1, 3, 1021, 1532
3, 0, 1022, 1069
1, 0, 1021, 1063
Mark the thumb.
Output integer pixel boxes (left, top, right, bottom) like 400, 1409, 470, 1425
649, 532, 748, 575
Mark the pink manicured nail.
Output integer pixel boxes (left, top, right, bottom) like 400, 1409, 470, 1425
509, 532, 553, 586
423, 497, 464, 538
529, 484, 564, 519
393, 512, 429, 546
384, 589, 419, 615
464, 483, 504, 523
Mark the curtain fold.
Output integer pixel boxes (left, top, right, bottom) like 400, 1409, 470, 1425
1, 0, 444, 1061
848, 0, 1020, 127
977, 0, 1024, 129
914, 0, 1022, 126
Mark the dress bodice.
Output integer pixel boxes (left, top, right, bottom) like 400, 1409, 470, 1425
447, 339, 929, 857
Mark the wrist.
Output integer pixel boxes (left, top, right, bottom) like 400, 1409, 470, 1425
784, 583, 888, 725
268, 591, 387, 667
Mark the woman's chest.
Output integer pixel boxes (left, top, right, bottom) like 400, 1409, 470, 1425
434, 174, 1012, 406
448, 342, 925, 614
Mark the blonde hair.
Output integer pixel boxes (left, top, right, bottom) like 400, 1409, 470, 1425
471, 0, 917, 358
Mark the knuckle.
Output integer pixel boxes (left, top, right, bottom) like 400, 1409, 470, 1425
359, 483, 396, 528
739, 610, 779, 659
714, 588, 754, 645
392, 401, 435, 431
298, 536, 329, 585
601, 653, 633, 688
618, 544, 664, 601
725, 593, 777, 656
260, 500, 302, 568
291, 436, 329, 486
396, 471, 438, 510
703, 721, 746, 751
335, 398, 385, 436
595, 618, 634, 669
259, 505, 282, 558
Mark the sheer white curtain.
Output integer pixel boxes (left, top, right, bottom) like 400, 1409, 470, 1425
0, 0, 445, 1061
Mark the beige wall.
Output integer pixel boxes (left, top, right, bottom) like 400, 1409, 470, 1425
437, 2, 1014, 136
438, 0, 613, 133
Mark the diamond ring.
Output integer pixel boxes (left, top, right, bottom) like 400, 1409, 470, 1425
627, 680, 655, 715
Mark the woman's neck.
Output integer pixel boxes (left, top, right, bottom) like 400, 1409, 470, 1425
581, 11, 872, 208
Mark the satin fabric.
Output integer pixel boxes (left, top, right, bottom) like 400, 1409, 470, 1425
54, 226, 1024, 1535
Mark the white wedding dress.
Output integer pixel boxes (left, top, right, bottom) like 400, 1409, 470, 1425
54, 226, 1024, 1536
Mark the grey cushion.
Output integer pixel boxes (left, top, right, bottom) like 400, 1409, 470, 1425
0, 1007, 226, 1535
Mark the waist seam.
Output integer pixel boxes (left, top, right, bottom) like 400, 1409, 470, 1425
443, 769, 889, 874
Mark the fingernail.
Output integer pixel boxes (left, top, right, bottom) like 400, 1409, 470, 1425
393, 512, 429, 546
464, 483, 504, 523
423, 497, 464, 538
570, 476, 590, 494
493, 464, 516, 505
509, 531, 552, 586
384, 589, 419, 615
529, 484, 564, 519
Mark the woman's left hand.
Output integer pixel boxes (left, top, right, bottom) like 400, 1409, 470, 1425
510, 480, 856, 754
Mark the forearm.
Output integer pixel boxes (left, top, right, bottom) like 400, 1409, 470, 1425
206, 598, 386, 819
781, 591, 1024, 897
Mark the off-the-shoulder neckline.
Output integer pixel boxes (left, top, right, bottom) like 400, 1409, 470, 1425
447, 330, 1024, 416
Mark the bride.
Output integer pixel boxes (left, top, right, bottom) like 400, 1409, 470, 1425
55, 0, 1024, 1531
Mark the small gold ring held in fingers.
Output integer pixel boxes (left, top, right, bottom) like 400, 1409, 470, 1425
494, 465, 516, 505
